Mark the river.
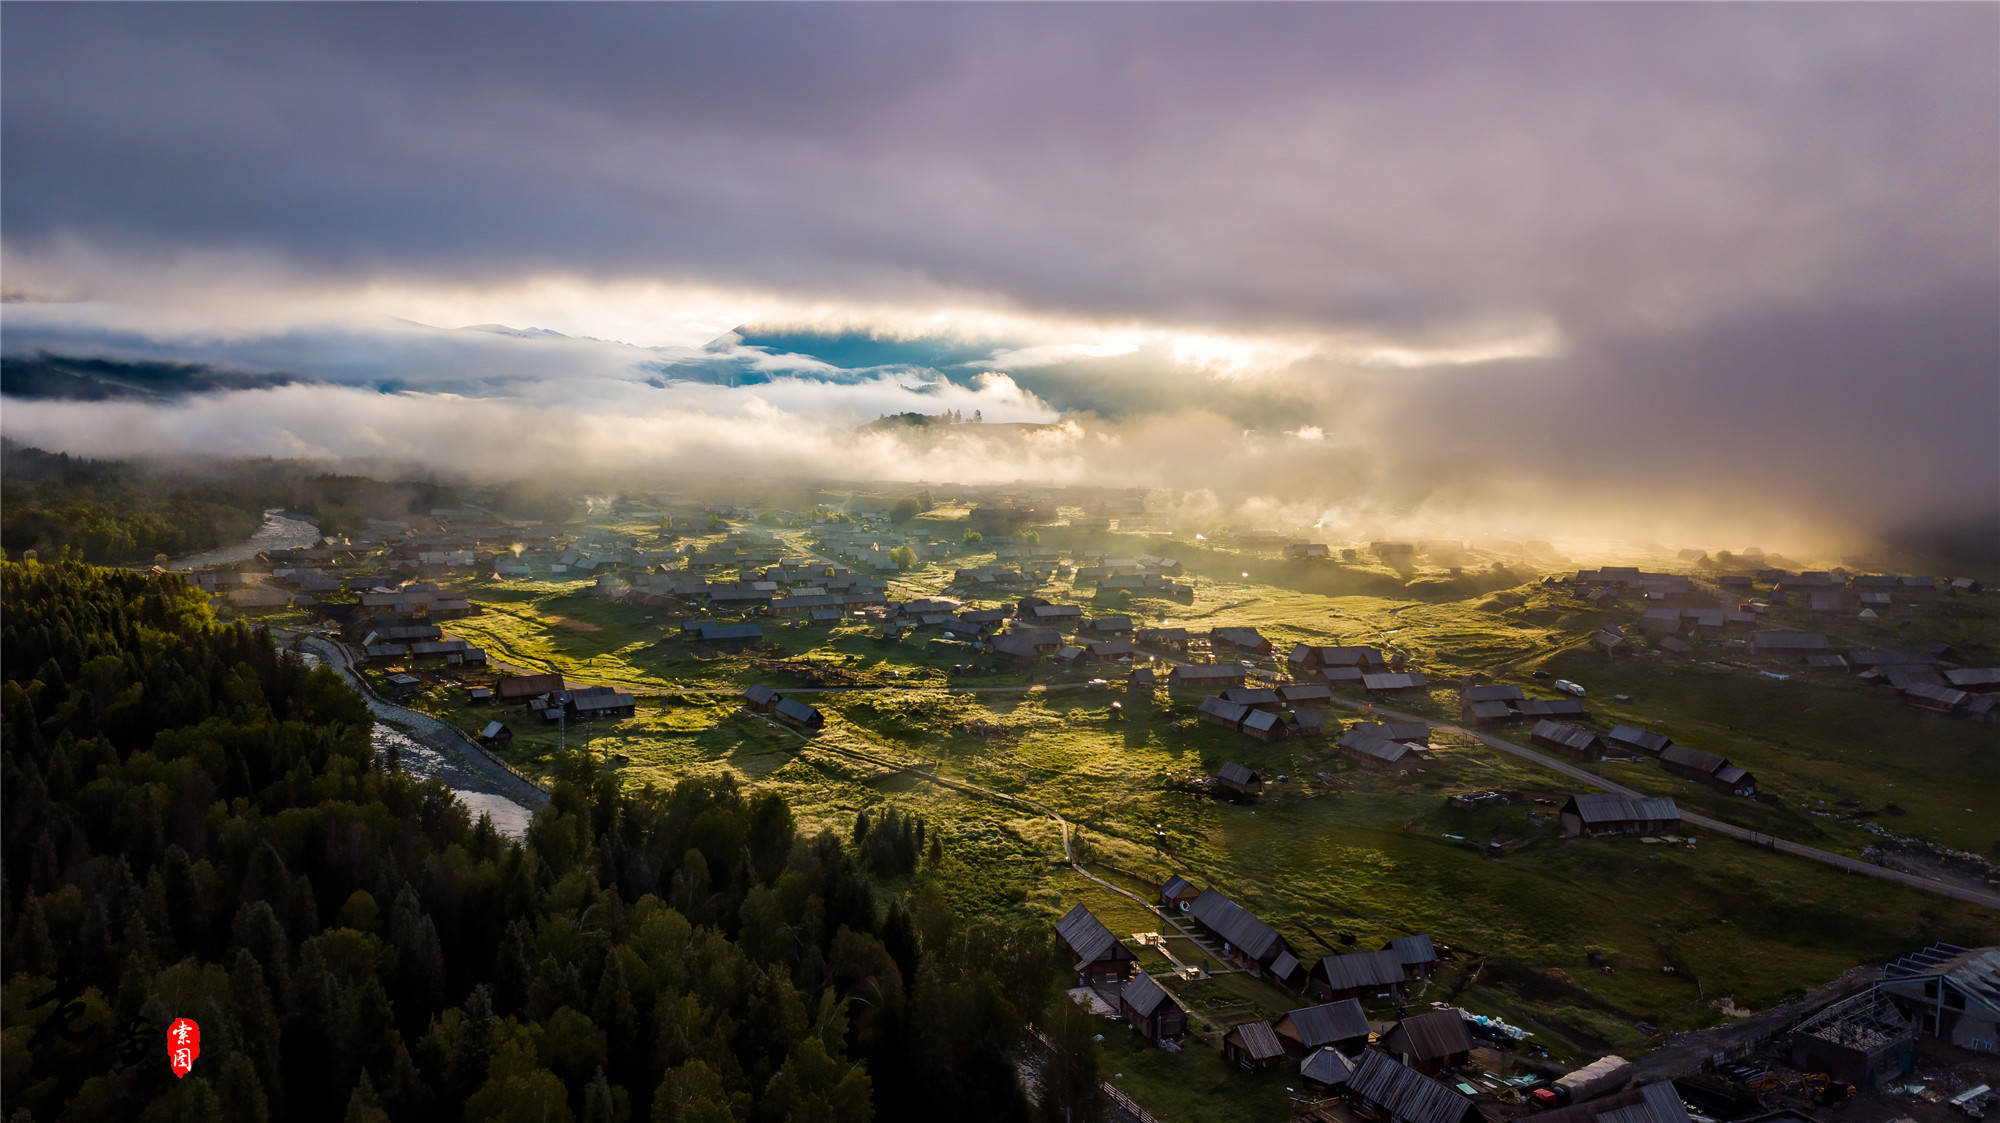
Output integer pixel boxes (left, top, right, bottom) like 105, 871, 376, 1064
170, 508, 322, 568
371, 724, 534, 839
292, 642, 537, 840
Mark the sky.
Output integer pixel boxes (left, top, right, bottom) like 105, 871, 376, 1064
3, 3, 1996, 556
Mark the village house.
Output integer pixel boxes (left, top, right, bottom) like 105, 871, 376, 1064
1300, 1047, 1358, 1096
1223, 1021, 1287, 1070
741, 685, 779, 713
1385, 935, 1440, 979
496, 672, 565, 703
1082, 639, 1139, 663
1221, 687, 1282, 711
1344, 1050, 1485, 1123
478, 721, 512, 746
1560, 793, 1682, 838
1198, 696, 1252, 732
1288, 644, 1391, 675
1159, 875, 1200, 913
1169, 663, 1249, 691
1903, 683, 1969, 715
687, 621, 764, 645
1278, 682, 1333, 708
773, 697, 825, 730
1079, 615, 1134, 637
1187, 889, 1292, 977
1380, 1009, 1475, 1075
1239, 708, 1285, 741
1214, 762, 1269, 801
987, 634, 1043, 662
569, 691, 637, 722
1659, 744, 1755, 794
1606, 725, 1671, 756
1361, 671, 1428, 694
1054, 904, 1137, 987
1943, 668, 2000, 692
1531, 720, 1604, 761
1117, 971, 1188, 1044
1211, 627, 1274, 656
1273, 1000, 1372, 1059
1135, 627, 1191, 651
1309, 950, 1406, 1002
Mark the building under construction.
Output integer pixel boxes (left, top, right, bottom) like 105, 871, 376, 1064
1788, 987, 1916, 1090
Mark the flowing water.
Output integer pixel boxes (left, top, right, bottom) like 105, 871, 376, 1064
170, 508, 322, 568
293, 647, 534, 839
371, 725, 534, 839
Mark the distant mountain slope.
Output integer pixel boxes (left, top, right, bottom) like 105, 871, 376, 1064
0, 352, 300, 400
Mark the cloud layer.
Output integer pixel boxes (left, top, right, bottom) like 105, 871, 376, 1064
3, 4, 1995, 558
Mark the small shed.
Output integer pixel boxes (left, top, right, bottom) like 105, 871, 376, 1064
1300, 1046, 1357, 1094
1223, 1020, 1286, 1070
1119, 971, 1188, 1044
773, 697, 825, 730
1215, 762, 1268, 801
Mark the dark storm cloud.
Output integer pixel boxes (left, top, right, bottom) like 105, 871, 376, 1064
6, 3, 1993, 336
2, 3, 1995, 555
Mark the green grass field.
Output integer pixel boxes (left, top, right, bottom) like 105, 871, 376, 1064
362, 520, 2000, 1121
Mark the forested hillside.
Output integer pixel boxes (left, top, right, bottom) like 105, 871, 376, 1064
0, 444, 472, 562
0, 560, 1080, 1122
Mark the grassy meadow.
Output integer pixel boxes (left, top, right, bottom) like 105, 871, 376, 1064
359, 519, 2000, 1120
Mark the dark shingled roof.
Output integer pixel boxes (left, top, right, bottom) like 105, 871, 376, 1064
1301, 1047, 1357, 1088
1386, 935, 1438, 968
1226, 1020, 1286, 1062
1660, 743, 1726, 775
1189, 889, 1285, 962
1160, 875, 1196, 900
1241, 709, 1282, 736
1212, 627, 1270, 649
1607, 725, 1670, 754
1216, 762, 1264, 786
741, 685, 779, 706
1383, 1009, 1475, 1061
1316, 949, 1406, 992
1198, 696, 1251, 725
1347, 1050, 1479, 1123
1055, 904, 1128, 968
1566, 792, 1680, 825
773, 697, 822, 726
1531, 720, 1600, 754
1120, 970, 1174, 1018
1280, 1000, 1371, 1048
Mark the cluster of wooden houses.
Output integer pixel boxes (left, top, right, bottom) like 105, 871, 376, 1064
739, 684, 826, 730
479, 672, 638, 725
1599, 724, 1756, 795
1055, 887, 1695, 1121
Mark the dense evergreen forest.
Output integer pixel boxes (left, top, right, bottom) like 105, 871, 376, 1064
1, 561, 1091, 1121
0, 444, 467, 562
